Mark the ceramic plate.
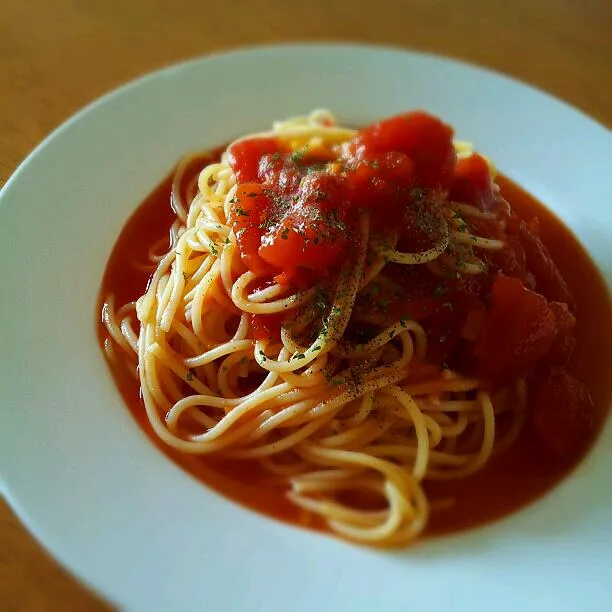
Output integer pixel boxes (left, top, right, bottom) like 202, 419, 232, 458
1, 44, 611, 612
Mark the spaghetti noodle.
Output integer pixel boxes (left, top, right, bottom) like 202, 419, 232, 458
101, 109, 597, 546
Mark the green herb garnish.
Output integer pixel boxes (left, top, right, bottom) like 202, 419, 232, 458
290, 146, 308, 163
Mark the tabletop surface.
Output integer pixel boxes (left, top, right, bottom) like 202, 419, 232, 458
1, 0, 611, 609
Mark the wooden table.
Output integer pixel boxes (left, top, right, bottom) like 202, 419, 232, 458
1, 0, 610, 609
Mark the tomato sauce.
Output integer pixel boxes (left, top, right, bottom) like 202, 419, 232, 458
98, 125, 612, 539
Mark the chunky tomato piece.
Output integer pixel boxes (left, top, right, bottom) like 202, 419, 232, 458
250, 313, 285, 342
259, 215, 343, 272
546, 302, 576, 367
258, 173, 352, 277
259, 215, 343, 271
298, 172, 351, 215
227, 138, 287, 183
449, 154, 497, 211
258, 154, 303, 194
377, 151, 416, 187
397, 188, 447, 254
347, 111, 456, 189
345, 152, 415, 225
346, 160, 395, 210
229, 183, 276, 275
519, 220, 576, 312
273, 267, 321, 288
473, 275, 557, 382
530, 370, 595, 458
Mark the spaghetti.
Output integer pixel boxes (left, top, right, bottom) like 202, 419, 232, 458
101, 109, 597, 546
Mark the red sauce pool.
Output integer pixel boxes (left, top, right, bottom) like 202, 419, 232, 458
98, 162, 612, 538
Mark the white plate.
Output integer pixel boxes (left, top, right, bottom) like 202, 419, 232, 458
1, 44, 611, 612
